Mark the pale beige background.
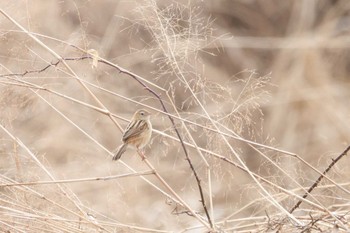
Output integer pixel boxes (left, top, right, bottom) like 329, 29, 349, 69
1, 0, 350, 232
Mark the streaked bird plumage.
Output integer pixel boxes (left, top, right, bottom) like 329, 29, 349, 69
112, 109, 152, 160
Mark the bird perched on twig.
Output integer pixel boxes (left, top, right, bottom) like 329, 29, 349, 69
112, 109, 152, 160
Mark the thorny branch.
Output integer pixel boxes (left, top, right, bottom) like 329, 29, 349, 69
0, 55, 214, 229
0, 56, 89, 78
289, 144, 350, 213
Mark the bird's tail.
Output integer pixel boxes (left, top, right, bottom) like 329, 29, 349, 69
112, 144, 127, 160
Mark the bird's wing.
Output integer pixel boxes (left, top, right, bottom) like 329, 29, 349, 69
122, 120, 148, 142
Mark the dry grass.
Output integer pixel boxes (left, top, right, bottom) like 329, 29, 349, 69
1, 0, 350, 232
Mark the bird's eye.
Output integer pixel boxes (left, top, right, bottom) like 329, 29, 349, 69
140, 112, 144, 115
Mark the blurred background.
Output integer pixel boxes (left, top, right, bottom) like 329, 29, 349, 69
1, 0, 350, 232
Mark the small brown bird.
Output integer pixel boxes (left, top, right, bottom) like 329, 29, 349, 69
112, 109, 152, 160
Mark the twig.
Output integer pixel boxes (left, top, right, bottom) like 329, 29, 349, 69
0, 171, 154, 187
0, 56, 89, 78
0, 124, 112, 233
289, 145, 350, 213
138, 152, 210, 228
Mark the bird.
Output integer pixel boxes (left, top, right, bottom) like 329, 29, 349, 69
112, 109, 152, 160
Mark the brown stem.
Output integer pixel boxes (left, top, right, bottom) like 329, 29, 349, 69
289, 145, 350, 213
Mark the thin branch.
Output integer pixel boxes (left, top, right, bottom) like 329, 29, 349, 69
0, 56, 89, 78
289, 145, 350, 213
0, 171, 154, 187
138, 151, 210, 227
0, 124, 112, 233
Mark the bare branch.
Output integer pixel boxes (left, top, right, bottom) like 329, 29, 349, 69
289, 145, 350, 214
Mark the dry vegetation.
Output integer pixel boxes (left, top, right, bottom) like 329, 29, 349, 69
1, 0, 350, 232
